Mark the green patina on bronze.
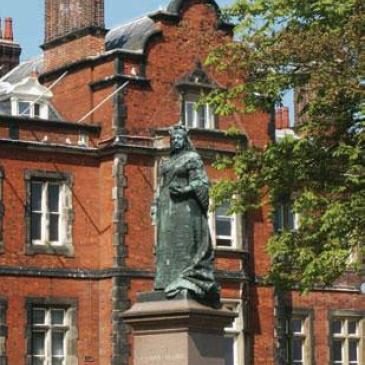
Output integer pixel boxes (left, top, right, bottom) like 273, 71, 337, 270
152, 125, 220, 306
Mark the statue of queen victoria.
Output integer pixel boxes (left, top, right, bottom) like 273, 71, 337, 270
152, 125, 220, 306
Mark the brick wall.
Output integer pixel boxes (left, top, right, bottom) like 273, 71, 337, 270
43, 33, 105, 72
44, 0, 104, 43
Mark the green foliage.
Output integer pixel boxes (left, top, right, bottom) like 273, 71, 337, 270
208, 0, 365, 291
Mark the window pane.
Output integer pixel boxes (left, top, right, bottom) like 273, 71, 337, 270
34, 103, 41, 118
32, 357, 45, 365
274, 206, 283, 232
52, 358, 64, 365
52, 331, 65, 356
51, 309, 65, 325
286, 205, 295, 230
196, 106, 205, 128
32, 331, 45, 356
348, 320, 358, 335
216, 219, 231, 237
291, 319, 303, 334
333, 339, 343, 361
185, 102, 194, 127
332, 320, 343, 334
48, 184, 60, 213
32, 309, 46, 325
349, 339, 358, 362
19, 101, 31, 116
31, 213, 42, 241
217, 203, 230, 217
31, 182, 42, 211
223, 336, 234, 365
292, 337, 303, 361
49, 215, 59, 242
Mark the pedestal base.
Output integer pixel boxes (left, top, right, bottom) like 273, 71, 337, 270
122, 292, 236, 365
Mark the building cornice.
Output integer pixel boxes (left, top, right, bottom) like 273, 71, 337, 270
0, 114, 101, 132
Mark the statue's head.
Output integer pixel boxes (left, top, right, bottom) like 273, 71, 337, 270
169, 125, 190, 153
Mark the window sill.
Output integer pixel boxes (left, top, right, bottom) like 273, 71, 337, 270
25, 243, 74, 257
214, 247, 248, 258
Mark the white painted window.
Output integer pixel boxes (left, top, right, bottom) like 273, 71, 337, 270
31, 181, 68, 246
31, 307, 70, 365
210, 201, 243, 250
286, 316, 312, 365
222, 299, 244, 365
274, 202, 299, 232
184, 98, 215, 129
331, 317, 364, 365
11, 98, 49, 119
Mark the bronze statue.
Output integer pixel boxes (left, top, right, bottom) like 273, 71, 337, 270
152, 125, 220, 306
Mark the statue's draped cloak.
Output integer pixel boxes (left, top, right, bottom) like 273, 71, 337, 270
155, 150, 218, 300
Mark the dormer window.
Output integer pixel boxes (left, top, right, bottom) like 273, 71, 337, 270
12, 99, 49, 119
176, 61, 219, 130
18, 101, 42, 118
184, 95, 215, 129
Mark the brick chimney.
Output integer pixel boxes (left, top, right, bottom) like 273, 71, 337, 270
275, 107, 290, 129
0, 17, 21, 78
42, 0, 106, 72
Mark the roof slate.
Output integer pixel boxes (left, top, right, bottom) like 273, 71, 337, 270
105, 16, 158, 53
2, 56, 43, 84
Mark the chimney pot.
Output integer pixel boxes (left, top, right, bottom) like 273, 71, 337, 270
4, 17, 14, 41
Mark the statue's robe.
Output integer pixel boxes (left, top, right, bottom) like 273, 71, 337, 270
155, 150, 219, 302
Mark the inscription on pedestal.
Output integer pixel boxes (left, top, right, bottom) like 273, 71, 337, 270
135, 333, 188, 365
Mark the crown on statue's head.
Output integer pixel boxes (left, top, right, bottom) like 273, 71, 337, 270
169, 123, 188, 137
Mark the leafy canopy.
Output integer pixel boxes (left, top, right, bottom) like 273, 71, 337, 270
207, 0, 364, 291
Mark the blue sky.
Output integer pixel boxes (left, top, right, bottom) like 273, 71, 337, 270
0, 0, 293, 122
0, 0, 233, 60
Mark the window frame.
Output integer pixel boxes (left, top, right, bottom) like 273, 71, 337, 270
183, 94, 215, 129
329, 310, 365, 365
30, 181, 64, 246
221, 298, 245, 365
274, 201, 299, 233
11, 97, 49, 119
285, 310, 314, 365
25, 298, 78, 365
209, 201, 244, 251
24, 170, 74, 257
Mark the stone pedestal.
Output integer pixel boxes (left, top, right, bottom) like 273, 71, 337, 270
122, 292, 236, 365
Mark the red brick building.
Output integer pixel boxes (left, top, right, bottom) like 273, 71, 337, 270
0, 1, 364, 365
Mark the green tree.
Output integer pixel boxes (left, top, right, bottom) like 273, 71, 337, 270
207, 0, 365, 291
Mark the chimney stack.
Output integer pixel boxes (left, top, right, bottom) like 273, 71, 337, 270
42, 0, 106, 72
4, 17, 14, 41
0, 16, 21, 78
